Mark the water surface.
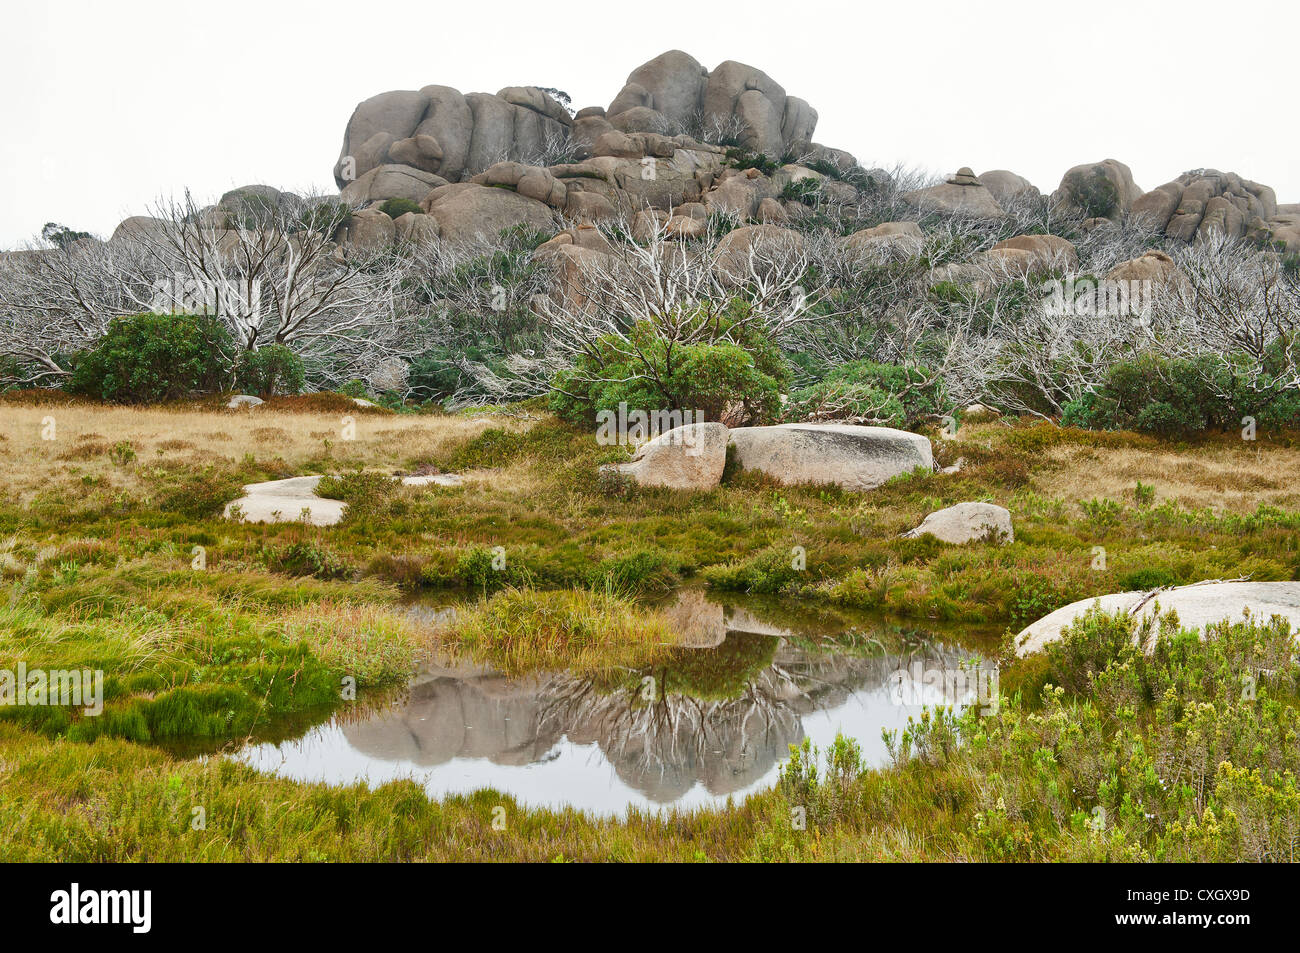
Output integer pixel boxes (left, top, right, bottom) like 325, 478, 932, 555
237, 590, 995, 815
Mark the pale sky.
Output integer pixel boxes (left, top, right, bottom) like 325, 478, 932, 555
2, 0, 1296, 248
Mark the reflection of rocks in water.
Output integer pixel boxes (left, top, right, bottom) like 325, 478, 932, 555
659, 589, 795, 647
342, 631, 979, 805
660, 589, 726, 648
343, 661, 562, 767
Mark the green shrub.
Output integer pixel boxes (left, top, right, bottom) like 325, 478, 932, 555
1043, 604, 1141, 695
550, 312, 788, 427
783, 360, 952, 428
1061, 353, 1300, 438
1064, 167, 1119, 219
233, 345, 305, 398
724, 148, 779, 175
337, 379, 371, 399
779, 178, 822, 206
297, 199, 352, 236
379, 197, 423, 219
66, 313, 233, 403
703, 546, 805, 595
314, 470, 395, 518
264, 541, 353, 579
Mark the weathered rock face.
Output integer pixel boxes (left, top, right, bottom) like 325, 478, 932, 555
334, 84, 571, 187
1129, 169, 1279, 245
339, 207, 397, 250
712, 224, 804, 282
988, 233, 1079, 273
419, 183, 557, 242
109, 215, 170, 244
341, 164, 448, 205
727, 424, 933, 490
607, 51, 818, 159
1105, 249, 1184, 284
608, 50, 710, 131
1050, 159, 1143, 221
392, 210, 440, 243
903, 502, 1014, 544
844, 221, 924, 257
903, 167, 1004, 218
609, 422, 730, 491
1015, 581, 1300, 658
1266, 205, 1300, 253
977, 170, 1040, 205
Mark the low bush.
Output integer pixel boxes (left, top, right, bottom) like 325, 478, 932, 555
233, 345, 305, 398
1061, 353, 1300, 438
66, 313, 233, 403
784, 360, 952, 429
379, 197, 423, 219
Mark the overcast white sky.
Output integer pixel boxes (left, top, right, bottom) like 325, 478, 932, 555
2, 0, 1296, 248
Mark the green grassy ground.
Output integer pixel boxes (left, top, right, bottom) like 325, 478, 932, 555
2, 395, 1298, 860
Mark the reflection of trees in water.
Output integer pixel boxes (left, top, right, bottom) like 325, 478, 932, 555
343, 634, 976, 804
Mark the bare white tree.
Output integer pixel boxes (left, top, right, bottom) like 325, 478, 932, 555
0, 190, 438, 389
454, 212, 829, 406
0, 236, 157, 384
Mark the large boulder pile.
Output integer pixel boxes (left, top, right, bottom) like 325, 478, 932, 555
332, 50, 827, 212
1130, 169, 1284, 246
333, 84, 573, 188
606, 50, 817, 159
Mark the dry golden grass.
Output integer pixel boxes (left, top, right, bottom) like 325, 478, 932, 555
0, 402, 521, 504
1030, 440, 1300, 512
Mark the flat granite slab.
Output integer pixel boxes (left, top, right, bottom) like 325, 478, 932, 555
1016, 581, 1300, 657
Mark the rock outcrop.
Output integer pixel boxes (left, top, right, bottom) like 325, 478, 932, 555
334, 84, 573, 190
419, 182, 557, 242
334, 49, 823, 208
1051, 159, 1143, 221
224, 475, 346, 527
903, 502, 1014, 544
977, 170, 1040, 205
1015, 581, 1300, 657
727, 424, 933, 490
606, 50, 817, 159
1130, 169, 1281, 245
903, 167, 1004, 218
844, 221, 924, 257
986, 233, 1079, 274
607, 422, 729, 491
1105, 249, 1184, 285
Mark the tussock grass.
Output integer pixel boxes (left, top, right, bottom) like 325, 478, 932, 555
0, 400, 513, 508
273, 602, 435, 683
446, 587, 680, 676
